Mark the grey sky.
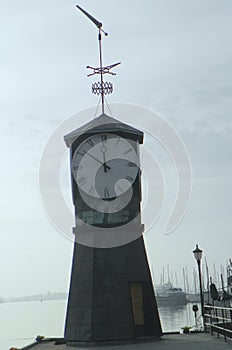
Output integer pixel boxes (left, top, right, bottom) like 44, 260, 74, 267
1, 0, 232, 297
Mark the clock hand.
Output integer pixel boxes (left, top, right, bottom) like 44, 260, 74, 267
102, 151, 108, 172
86, 152, 111, 170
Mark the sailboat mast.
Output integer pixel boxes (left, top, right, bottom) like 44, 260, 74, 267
205, 257, 210, 303
183, 268, 186, 293
175, 271, 178, 287
185, 266, 190, 294
167, 265, 171, 283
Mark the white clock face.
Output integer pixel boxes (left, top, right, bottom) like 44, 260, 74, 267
72, 133, 139, 199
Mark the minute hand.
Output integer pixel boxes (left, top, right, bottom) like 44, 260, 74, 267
86, 152, 110, 170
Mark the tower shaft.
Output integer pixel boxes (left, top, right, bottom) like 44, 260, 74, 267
65, 236, 162, 343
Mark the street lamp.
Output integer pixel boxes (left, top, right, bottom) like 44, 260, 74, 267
193, 244, 206, 331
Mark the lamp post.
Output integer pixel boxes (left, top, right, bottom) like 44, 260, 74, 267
193, 244, 206, 331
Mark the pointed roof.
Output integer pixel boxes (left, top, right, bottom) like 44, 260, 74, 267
64, 113, 143, 147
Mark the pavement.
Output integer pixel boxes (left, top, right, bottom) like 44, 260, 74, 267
21, 333, 232, 350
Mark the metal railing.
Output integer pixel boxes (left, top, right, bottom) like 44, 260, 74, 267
204, 304, 232, 341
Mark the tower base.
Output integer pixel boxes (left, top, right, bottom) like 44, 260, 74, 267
65, 237, 162, 343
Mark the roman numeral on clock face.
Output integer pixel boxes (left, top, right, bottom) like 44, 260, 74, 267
73, 164, 83, 171
104, 187, 110, 198
116, 183, 123, 193
126, 175, 133, 182
115, 137, 120, 146
124, 148, 132, 155
78, 176, 87, 185
101, 134, 107, 142
127, 162, 136, 167
87, 138, 94, 147
77, 150, 86, 156
88, 185, 95, 195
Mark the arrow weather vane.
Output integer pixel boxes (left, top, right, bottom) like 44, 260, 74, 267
76, 4, 121, 114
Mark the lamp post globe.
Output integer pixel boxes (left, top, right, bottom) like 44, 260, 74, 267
193, 244, 203, 262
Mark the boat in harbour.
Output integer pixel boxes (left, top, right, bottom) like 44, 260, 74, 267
227, 259, 232, 296
226, 259, 232, 306
155, 282, 187, 305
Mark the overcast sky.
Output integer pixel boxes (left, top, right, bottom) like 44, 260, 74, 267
1, 0, 232, 298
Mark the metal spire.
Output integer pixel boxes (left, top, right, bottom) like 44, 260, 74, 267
76, 4, 120, 114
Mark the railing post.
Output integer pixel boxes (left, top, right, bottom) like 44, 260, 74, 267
222, 308, 227, 342
215, 307, 219, 338
210, 306, 213, 335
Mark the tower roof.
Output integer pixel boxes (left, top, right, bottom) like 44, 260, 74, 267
64, 113, 143, 147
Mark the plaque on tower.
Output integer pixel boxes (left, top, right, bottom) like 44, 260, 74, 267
63, 4, 162, 345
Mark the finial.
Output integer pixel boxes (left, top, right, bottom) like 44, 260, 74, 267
76, 4, 121, 114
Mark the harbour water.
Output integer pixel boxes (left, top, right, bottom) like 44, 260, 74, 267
0, 300, 201, 350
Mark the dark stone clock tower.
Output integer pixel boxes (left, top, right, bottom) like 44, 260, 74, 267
63, 113, 162, 345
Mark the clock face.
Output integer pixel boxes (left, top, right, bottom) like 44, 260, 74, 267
72, 133, 139, 199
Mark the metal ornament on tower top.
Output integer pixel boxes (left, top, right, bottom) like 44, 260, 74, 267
76, 4, 121, 114
92, 81, 113, 95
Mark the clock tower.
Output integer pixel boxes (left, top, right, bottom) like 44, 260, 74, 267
64, 114, 162, 344
63, 5, 162, 345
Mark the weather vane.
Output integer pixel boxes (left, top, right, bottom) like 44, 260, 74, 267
76, 4, 121, 114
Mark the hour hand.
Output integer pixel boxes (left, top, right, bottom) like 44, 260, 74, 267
103, 162, 110, 172
103, 153, 108, 172
102, 148, 110, 172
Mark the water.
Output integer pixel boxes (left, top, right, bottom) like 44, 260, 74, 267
157, 302, 201, 332
0, 300, 201, 350
0, 300, 67, 350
